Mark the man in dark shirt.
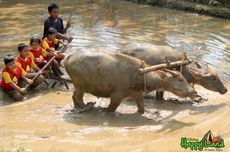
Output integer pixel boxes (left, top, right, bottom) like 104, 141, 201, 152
43, 3, 72, 42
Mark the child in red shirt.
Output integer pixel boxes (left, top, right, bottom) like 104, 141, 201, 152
0, 55, 33, 101
42, 28, 66, 75
29, 37, 47, 68
16, 43, 45, 89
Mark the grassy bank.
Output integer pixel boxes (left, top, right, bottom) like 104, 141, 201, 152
125, 0, 230, 19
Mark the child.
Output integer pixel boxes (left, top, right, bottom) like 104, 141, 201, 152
16, 43, 45, 89
43, 3, 72, 43
0, 55, 33, 101
29, 37, 47, 68
42, 28, 66, 75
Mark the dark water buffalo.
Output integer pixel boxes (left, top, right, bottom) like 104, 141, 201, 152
121, 42, 228, 99
64, 50, 197, 113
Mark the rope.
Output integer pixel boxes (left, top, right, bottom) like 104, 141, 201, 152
143, 70, 147, 93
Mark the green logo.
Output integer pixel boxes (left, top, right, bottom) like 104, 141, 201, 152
180, 130, 225, 151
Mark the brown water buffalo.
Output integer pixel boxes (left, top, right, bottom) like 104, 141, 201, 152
121, 42, 228, 99
64, 50, 197, 113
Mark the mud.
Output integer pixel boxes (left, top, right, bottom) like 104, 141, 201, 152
0, 0, 229, 151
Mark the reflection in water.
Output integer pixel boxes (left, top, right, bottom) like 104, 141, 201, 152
0, 0, 230, 151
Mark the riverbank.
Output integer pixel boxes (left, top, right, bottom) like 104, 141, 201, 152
125, 0, 230, 19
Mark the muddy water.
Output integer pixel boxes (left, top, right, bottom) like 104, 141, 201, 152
0, 0, 230, 151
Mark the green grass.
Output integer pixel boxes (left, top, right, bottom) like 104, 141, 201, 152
0, 144, 27, 152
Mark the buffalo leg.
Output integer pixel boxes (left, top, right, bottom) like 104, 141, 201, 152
156, 91, 164, 100
132, 91, 144, 113
107, 91, 125, 112
72, 87, 86, 109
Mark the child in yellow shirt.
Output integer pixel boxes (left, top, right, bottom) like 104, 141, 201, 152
16, 43, 45, 89
29, 37, 47, 68
0, 55, 33, 101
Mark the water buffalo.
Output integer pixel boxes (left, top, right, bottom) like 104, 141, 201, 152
121, 42, 228, 99
64, 50, 197, 113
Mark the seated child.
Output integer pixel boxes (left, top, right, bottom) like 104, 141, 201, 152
16, 43, 45, 89
0, 55, 33, 101
42, 28, 66, 75
29, 37, 47, 68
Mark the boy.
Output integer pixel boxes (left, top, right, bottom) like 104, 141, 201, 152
29, 37, 47, 68
16, 43, 45, 89
0, 55, 33, 101
43, 3, 72, 43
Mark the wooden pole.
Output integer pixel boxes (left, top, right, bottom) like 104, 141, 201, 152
65, 14, 73, 36
139, 59, 192, 74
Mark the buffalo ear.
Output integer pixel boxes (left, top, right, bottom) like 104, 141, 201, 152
156, 70, 168, 79
197, 64, 209, 75
194, 63, 209, 75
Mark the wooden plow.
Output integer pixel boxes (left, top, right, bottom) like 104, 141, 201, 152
139, 52, 193, 73
48, 74, 72, 90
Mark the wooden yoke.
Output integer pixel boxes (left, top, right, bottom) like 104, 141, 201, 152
139, 52, 192, 74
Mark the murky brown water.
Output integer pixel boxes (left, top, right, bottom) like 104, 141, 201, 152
0, 0, 230, 151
